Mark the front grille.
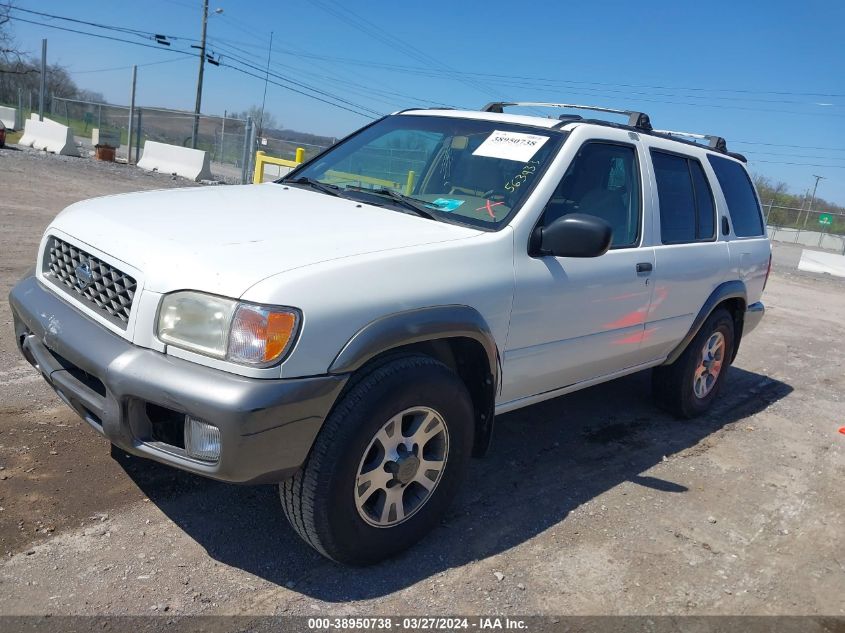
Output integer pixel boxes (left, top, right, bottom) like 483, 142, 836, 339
44, 237, 137, 328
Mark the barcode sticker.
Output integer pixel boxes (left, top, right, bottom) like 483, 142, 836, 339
472, 130, 550, 162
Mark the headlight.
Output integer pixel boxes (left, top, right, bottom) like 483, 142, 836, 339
158, 292, 237, 358
157, 291, 300, 365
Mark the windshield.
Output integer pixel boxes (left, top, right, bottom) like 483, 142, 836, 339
284, 115, 566, 228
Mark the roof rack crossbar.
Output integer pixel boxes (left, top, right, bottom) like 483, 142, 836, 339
653, 129, 727, 153
481, 102, 652, 131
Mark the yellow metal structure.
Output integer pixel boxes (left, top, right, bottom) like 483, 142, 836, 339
253, 150, 302, 184
253, 149, 416, 196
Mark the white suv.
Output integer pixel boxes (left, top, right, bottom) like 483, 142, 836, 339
10, 102, 770, 564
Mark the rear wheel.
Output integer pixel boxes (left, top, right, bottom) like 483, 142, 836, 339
653, 308, 735, 418
280, 354, 474, 565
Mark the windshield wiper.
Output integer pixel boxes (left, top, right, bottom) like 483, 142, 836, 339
345, 186, 438, 221
286, 176, 342, 197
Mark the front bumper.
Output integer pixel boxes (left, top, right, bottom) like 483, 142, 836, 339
9, 274, 347, 483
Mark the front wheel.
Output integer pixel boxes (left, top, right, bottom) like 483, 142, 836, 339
280, 354, 474, 565
653, 308, 735, 418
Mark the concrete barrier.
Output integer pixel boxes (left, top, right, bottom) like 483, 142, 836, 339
137, 141, 213, 181
17, 117, 79, 156
0, 106, 16, 130
28, 113, 63, 125
767, 225, 845, 253
798, 249, 845, 278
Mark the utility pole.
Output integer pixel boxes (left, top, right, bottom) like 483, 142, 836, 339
127, 65, 137, 164
38, 39, 47, 121
258, 31, 274, 139
803, 174, 825, 227
191, 0, 209, 149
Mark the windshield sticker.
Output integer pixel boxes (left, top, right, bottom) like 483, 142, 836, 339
505, 160, 540, 192
476, 200, 504, 219
472, 130, 550, 162
426, 198, 465, 212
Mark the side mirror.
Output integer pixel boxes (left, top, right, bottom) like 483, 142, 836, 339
532, 213, 612, 258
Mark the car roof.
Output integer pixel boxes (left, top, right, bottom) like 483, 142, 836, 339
396, 108, 561, 129
395, 107, 748, 164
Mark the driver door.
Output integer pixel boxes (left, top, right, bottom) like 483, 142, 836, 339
501, 138, 656, 405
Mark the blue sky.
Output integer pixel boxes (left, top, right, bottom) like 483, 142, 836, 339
8, 0, 845, 205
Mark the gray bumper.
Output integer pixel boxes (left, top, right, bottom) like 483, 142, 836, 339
744, 301, 765, 335
9, 275, 347, 484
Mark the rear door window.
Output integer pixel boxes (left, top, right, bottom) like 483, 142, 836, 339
651, 150, 716, 244
707, 155, 765, 237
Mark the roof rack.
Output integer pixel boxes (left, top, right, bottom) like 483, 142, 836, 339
652, 129, 727, 153
480, 102, 652, 132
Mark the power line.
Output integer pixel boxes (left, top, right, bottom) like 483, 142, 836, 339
209, 38, 456, 110
740, 150, 845, 161
210, 39, 409, 111
9, 6, 190, 41
32, 0, 824, 112
486, 86, 845, 118
9, 10, 382, 120
733, 140, 845, 152
305, 0, 503, 101
216, 48, 382, 117
7, 15, 197, 56
71, 54, 195, 74
748, 160, 845, 169
11, 6, 844, 155
219, 61, 376, 119
200, 36, 845, 117
195, 34, 845, 101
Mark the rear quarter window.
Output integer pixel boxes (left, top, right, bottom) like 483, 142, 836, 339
707, 155, 765, 237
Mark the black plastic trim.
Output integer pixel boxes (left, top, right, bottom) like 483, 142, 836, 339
662, 280, 747, 366
330, 305, 498, 381
329, 305, 500, 456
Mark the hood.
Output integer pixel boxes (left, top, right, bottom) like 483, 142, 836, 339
49, 184, 482, 297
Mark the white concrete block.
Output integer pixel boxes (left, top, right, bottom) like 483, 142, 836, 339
18, 118, 79, 155
137, 140, 213, 182
798, 249, 845, 278
0, 106, 16, 130
29, 113, 63, 126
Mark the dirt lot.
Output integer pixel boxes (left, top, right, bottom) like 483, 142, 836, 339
0, 147, 843, 617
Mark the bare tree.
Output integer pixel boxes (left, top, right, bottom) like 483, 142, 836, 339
233, 105, 279, 134
0, 2, 24, 65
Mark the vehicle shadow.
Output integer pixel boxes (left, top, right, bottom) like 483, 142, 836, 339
117, 365, 791, 601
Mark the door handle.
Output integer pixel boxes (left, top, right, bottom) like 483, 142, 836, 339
636, 262, 653, 273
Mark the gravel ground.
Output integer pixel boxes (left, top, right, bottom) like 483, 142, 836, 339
0, 148, 843, 617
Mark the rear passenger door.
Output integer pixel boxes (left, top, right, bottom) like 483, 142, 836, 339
641, 146, 730, 361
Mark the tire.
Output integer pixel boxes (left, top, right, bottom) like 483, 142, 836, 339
652, 307, 735, 418
280, 354, 474, 565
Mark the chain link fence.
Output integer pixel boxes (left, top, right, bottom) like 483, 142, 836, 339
10, 94, 343, 183
256, 135, 328, 163
763, 202, 845, 255
50, 96, 250, 178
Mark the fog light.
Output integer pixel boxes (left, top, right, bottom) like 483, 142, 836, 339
184, 416, 221, 462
